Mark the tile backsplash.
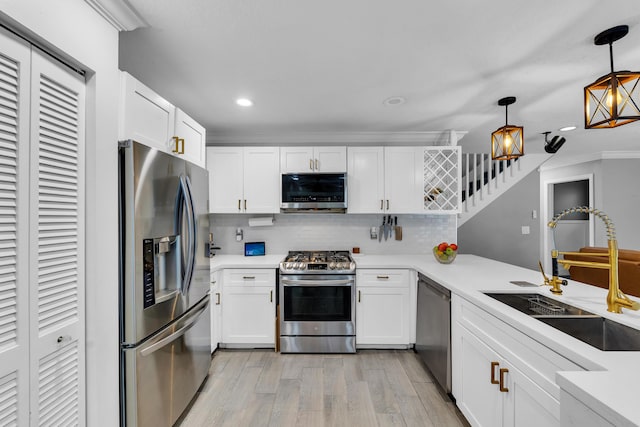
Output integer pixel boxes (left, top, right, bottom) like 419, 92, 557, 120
209, 213, 457, 256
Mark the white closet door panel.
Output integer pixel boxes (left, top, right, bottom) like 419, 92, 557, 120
0, 29, 31, 426
29, 49, 85, 427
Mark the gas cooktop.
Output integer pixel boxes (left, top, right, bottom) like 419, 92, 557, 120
279, 250, 356, 274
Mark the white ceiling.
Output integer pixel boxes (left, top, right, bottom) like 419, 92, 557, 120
118, 0, 640, 159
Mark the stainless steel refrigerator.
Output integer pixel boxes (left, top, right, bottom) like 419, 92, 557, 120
119, 140, 211, 426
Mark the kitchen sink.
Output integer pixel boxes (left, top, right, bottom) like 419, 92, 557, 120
484, 292, 640, 351
537, 316, 640, 351
485, 292, 597, 317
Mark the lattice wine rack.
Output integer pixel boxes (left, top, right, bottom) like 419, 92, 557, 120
423, 147, 461, 212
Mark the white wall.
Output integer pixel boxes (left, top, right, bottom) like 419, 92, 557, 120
457, 169, 541, 270
1, 2, 120, 426
210, 214, 457, 256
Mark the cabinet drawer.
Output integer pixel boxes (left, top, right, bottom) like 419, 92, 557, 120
223, 269, 275, 286
455, 296, 583, 400
356, 269, 410, 287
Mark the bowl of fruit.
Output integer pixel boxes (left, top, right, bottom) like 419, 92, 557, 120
433, 242, 458, 264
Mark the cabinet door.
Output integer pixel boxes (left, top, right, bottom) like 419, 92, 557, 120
243, 147, 280, 213
120, 71, 175, 151
221, 270, 275, 345
347, 147, 384, 213
503, 360, 560, 427
455, 325, 504, 427
210, 272, 222, 352
384, 147, 423, 213
314, 146, 346, 172
174, 108, 206, 168
207, 147, 243, 213
356, 286, 410, 345
280, 147, 314, 173
221, 284, 275, 345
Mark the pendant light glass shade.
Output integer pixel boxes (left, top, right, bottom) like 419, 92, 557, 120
491, 97, 524, 161
584, 25, 640, 129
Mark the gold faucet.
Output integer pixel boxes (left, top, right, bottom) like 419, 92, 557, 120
547, 206, 640, 314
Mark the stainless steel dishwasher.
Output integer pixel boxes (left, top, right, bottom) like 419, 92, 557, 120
415, 273, 451, 394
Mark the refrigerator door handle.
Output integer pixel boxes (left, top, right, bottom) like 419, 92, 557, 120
177, 175, 196, 294
139, 296, 209, 357
183, 175, 197, 293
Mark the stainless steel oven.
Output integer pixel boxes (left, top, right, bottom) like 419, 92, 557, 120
279, 251, 356, 353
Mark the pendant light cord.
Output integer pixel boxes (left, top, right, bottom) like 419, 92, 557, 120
609, 42, 615, 73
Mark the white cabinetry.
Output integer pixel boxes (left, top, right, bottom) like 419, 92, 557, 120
221, 269, 276, 347
120, 71, 206, 168
207, 147, 280, 213
347, 147, 423, 213
452, 295, 583, 427
355, 269, 415, 346
280, 146, 346, 173
423, 146, 461, 213
210, 271, 222, 352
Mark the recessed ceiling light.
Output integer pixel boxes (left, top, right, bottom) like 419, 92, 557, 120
236, 98, 253, 107
383, 96, 405, 106
559, 126, 576, 132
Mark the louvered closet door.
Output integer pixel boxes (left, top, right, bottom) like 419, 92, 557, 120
0, 30, 31, 427
28, 49, 85, 427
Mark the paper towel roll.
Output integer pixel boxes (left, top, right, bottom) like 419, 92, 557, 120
248, 216, 274, 227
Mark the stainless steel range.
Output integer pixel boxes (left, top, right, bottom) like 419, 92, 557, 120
279, 250, 356, 353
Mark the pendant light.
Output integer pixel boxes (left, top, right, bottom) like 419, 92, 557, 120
491, 96, 524, 160
584, 25, 640, 129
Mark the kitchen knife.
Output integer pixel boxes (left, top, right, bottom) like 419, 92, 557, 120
379, 216, 385, 242
384, 215, 390, 240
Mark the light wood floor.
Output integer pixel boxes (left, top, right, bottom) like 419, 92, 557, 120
178, 349, 469, 427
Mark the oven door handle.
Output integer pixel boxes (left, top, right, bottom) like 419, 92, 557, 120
281, 278, 354, 286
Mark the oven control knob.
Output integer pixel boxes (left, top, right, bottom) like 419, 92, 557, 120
296, 262, 305, 269
329, 262, 336, 269
285, 262, 293, 269
340, 262, 347, 269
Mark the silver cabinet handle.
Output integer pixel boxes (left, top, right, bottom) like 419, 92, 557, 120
238, 199, 241, 211
215, 292, 221, 305
386, 199, 389, 210
270, 290, 273, 303
309, 159, 313, 170
380, 200, 384, 210
376, 275, 389, 279
315, 158, 319, 170
243, 276, 256, 280
358, 290, 361, 303
244, 199, 247, 211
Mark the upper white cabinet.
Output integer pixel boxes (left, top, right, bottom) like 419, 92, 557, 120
347, 147, 423, 213
207, 146, 280, 213
423, 146, 461, 213
120, 71, 206, 168
280, 146, 346, 173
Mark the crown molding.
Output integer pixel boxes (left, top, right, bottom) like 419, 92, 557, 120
85, 0, 146, 31
538, 150, 640, 172
206, 130, 467, 146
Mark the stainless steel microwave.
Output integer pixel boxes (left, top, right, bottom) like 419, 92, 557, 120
281, 173, 347, 213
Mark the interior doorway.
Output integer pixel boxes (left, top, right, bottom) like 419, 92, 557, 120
541, 174, 595, 275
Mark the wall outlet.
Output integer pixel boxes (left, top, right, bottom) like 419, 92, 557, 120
521, 226, 530, 235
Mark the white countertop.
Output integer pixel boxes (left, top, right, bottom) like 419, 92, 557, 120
211, 253, 640, 425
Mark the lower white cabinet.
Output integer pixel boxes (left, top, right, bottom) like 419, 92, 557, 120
221, 269, 276, 346
452, 294, 583, 427
355, 269, 415, 346
210, 271, 222, 352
